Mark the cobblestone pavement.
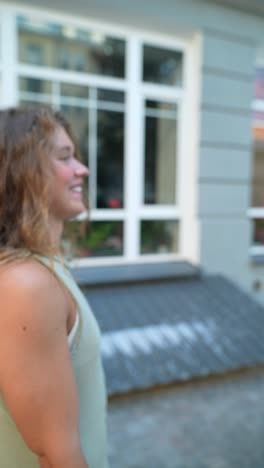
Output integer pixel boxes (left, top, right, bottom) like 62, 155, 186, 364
107, 366, 264, 468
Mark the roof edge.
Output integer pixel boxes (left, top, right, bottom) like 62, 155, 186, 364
71, 260, 200, 287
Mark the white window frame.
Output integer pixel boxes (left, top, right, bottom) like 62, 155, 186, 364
0, 4, 200, 268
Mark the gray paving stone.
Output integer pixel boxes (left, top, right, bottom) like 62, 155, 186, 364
107, 367, 264, 468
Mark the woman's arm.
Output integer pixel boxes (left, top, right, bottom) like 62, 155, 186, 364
0, 261, 88, 468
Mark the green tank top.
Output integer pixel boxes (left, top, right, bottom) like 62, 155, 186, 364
0, 255, 109, 468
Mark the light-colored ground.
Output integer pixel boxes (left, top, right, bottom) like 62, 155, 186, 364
107, 366, 264, 468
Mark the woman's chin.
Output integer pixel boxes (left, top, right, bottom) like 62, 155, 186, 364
65, 207, 88, 221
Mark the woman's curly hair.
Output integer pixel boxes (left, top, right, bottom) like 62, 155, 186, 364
0, 105, 80, 263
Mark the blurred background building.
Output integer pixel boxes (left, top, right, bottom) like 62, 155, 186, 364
1, 0, 264, 302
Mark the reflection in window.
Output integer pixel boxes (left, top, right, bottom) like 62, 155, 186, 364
62, 220, 123, 258
97, 110, 124, 209
143, 45, 183, 86
20, 77, 52, 94
97, 89, 124, 103
141, 220, 179, 254
253, 219, 264, 246
144, 100, 177, 205
252, 66, 264, 208
60, 105, 89, 168
252, 142, 264, 207
18, 15, 125, 77
61, 83, 89, 100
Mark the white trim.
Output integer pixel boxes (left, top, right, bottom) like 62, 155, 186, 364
252, 99, 264, 112
124, 36, 142, 260
70, 252, 185, 268
178, 33, 202, 264
248, 207, 264, 218
19, 92, 52, 104
0, 8, 18, 107
17, 65, 128, 90
19, 92, 125, 112
88, 90, 97, 210
249, 245, 264, 256
138, 207, 181, 219
89, 210, 125, 221
141, 84, 184, 100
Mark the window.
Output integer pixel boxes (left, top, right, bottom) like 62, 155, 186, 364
250, 52, 264, 256
18, 15, 125, 77
143, 45, 183, 86
16, 14, 185, 264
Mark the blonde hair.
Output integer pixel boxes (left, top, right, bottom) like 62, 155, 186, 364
0, 106, 80, 264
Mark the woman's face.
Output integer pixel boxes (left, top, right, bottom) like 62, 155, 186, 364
48, 125, 89, 221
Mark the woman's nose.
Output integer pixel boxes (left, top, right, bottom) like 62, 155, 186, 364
75, 161, 89, 177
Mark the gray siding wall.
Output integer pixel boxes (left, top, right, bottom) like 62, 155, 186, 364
199, 28, 258, 296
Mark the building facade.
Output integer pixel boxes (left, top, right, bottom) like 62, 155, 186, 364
2, 0, 264, 302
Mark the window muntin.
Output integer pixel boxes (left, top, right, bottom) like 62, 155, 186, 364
17, 15, 126, 77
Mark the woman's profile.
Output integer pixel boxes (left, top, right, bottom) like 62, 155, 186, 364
0, 106, 108, 468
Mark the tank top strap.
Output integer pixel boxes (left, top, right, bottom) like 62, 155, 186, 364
32, 254, 81, 304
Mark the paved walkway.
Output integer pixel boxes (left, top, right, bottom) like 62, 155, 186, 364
107, 366, 264, 467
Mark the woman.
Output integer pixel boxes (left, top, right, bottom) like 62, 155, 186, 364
0, 107, 108, 468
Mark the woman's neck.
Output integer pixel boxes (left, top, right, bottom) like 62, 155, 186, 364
48, 216, 64, 254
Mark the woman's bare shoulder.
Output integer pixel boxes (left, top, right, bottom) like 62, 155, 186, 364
0, 257, 56, 288
0, 258, 68, 326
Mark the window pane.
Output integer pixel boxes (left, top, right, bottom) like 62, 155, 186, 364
61, 83, 89, 100
19, 77, 52, 104
97, 110, 124, 209
18, 16, 125, 77
60, 105, 89, 167
140, 220, 179, 254
146, 100, 177, 113
60, 106, 89, 209
97, 89, 124, 103
252, 142, 264, 207
62, 220, 123, 258
252, 62, 264, 207
20, 77, 52, 94
144, 101, 177, 205
143, 45, 183, 86
255, 68, 264, 99
253, 219, 264, 246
